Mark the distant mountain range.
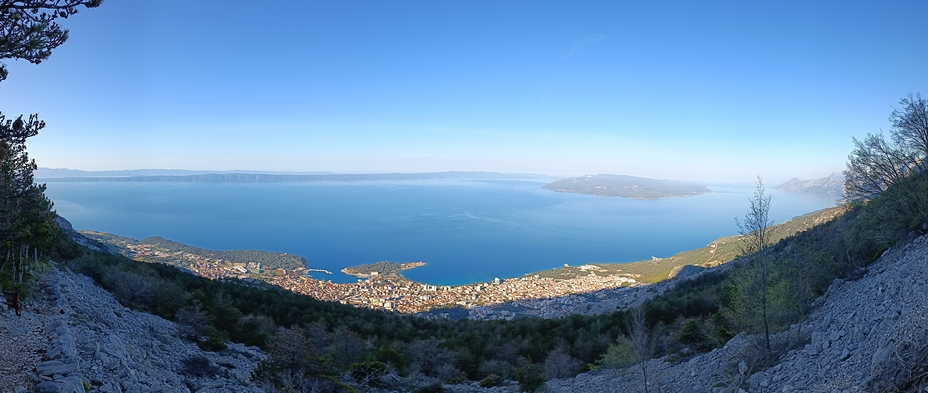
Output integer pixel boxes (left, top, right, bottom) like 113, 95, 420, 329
34, 167, 339, 178
775, 172, 844, 195
38, 170, 550, 183
542, 174, 710, 199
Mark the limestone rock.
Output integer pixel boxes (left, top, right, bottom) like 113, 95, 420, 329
0, 267, 266, 393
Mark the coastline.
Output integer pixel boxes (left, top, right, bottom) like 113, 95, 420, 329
47, 179, 842, 288
76, 205, 845, 315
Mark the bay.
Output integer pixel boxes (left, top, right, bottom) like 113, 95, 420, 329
43, 179, 839, 286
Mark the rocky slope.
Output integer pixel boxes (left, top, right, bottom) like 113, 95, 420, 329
0, 266, 266, 393
539, 233, 928, 392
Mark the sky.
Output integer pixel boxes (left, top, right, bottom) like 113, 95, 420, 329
1, 1, 927, 184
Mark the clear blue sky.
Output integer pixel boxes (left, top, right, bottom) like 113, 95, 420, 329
1, 0, 926, 184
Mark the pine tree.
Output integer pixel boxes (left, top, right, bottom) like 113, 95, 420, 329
1, 1, 103, 82
0, 113, 57, 294
0, 1, 102, 293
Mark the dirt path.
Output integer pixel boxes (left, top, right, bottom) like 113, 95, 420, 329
0, 289, 52, 391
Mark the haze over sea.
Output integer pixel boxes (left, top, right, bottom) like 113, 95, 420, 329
44, 179, 837, 286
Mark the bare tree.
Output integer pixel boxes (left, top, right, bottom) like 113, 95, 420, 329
340, 361, 394, 392
890, 93, 928, 160
252, 326, 331, 392
736, 176, 773, 256
543, 345, 580, 380
781, 248, 816, 347
627, 306, 654, 393
329, 325, 369, 370
175, 301, 211, 340
844, 132, 914, 201
733, 176, 775, 351
406, 338, 459, 380
843, 96, 928, 236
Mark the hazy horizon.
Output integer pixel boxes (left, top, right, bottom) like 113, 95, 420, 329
35, 166, 843, 186
2, 1, 926, 184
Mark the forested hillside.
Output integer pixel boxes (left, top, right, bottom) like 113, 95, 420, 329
79, 231, 308, 271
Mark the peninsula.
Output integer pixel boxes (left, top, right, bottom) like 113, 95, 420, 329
341, 261, 426, 281
542, 174, 710, 199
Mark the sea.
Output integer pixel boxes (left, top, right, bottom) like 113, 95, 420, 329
42, 179, 840, 286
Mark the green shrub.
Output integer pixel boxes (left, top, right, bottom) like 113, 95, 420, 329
597, 337, 635, 369
678, 320, 703, 344
516, 360, 545, 392
197, 331, 228, 352
479, 374, 502, 388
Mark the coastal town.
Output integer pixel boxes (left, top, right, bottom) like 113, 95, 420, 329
78, 207, 840, 319
115, 240, 644, 317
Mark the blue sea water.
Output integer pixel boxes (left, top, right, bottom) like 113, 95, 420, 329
43, 179, 839, 286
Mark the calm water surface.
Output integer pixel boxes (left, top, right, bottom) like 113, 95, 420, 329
43, 179, 839, 285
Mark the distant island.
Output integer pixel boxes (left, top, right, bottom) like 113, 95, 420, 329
775, 172, 844, 195
39, 171, 549, 183
542, 174, 710, 199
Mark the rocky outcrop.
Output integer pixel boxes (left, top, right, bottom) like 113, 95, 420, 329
541, 233, 928, 392
55, 217, 113, 254
0, 267, 266, 393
